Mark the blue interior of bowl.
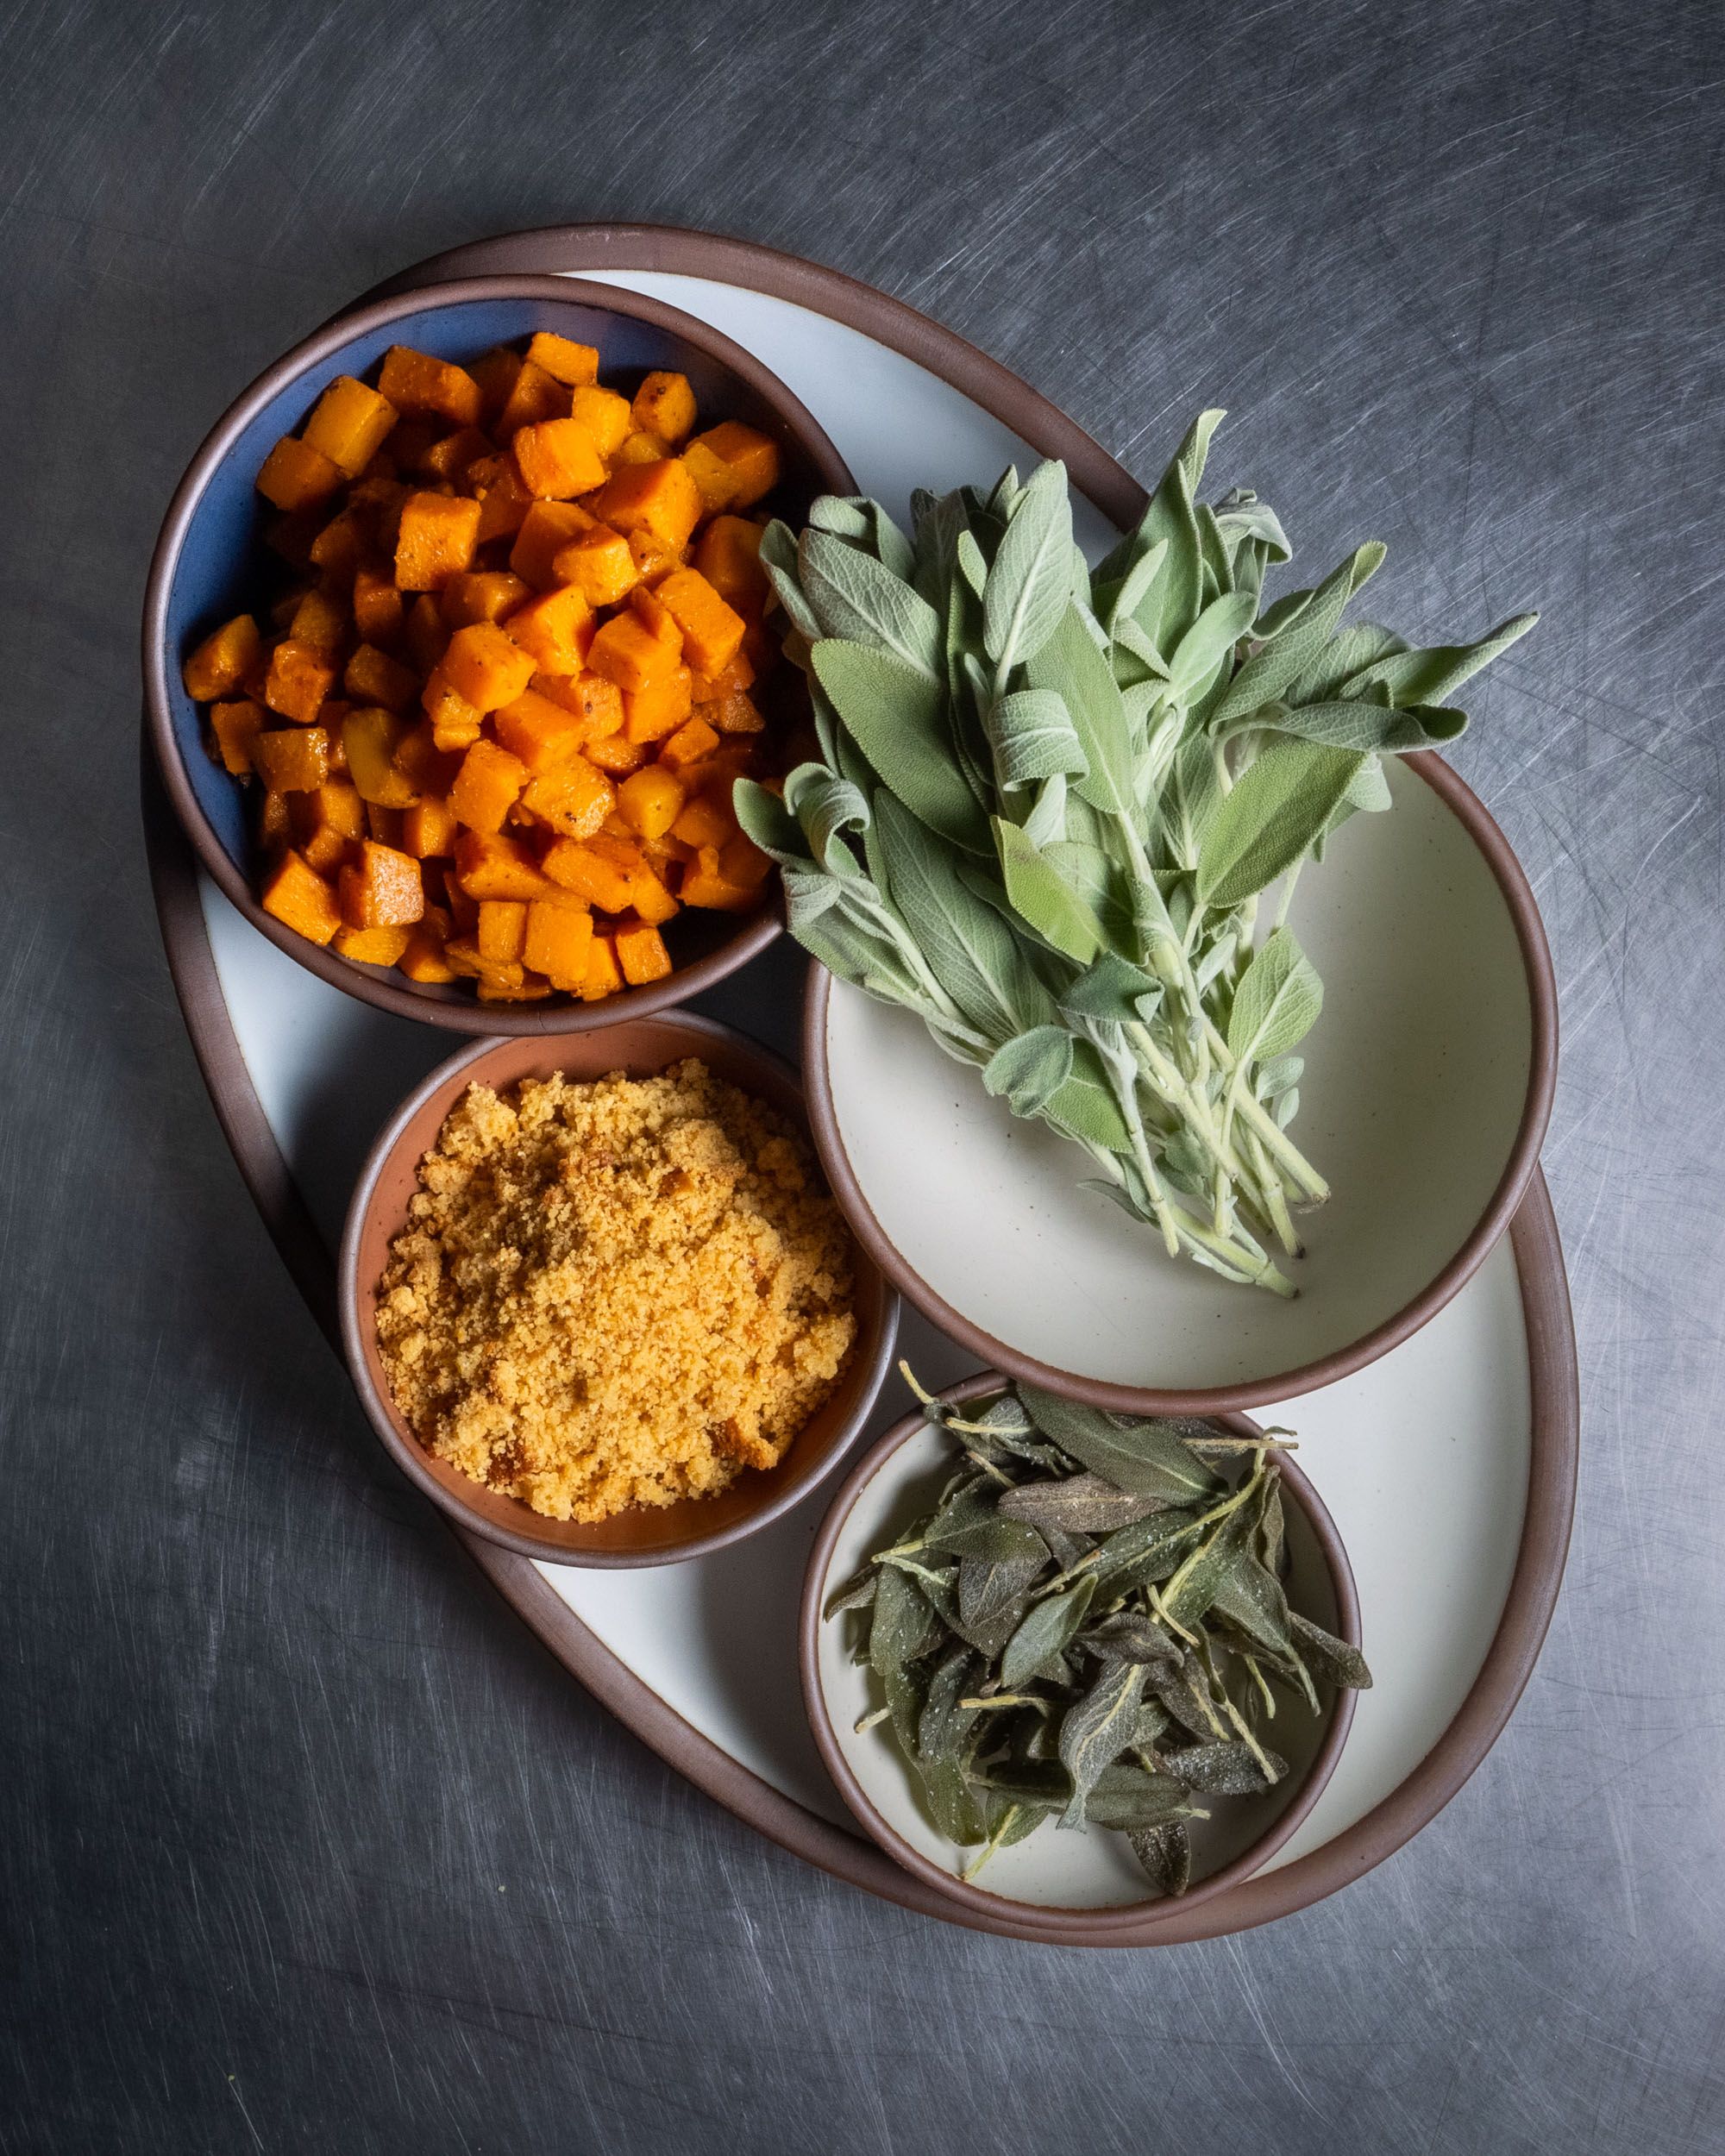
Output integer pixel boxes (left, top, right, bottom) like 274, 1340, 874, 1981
164, 293, 805, 873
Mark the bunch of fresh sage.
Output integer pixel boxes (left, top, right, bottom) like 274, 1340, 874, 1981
736, 413, 1535, 1294
827, 1372, 1371, 1891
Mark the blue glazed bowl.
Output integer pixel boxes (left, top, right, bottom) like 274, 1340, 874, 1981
143, 275, 851, 1033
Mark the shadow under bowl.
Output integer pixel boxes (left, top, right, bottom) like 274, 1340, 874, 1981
340, 1012, 899, 1565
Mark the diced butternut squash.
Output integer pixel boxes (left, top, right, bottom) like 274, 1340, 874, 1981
629, 581, 684, 651
511, 417, 607, 500
509, 500, 593, 589
378, 346, 482, 428
653, 567, 745, 677
261, 850, 342, 943
627, 865, 679, 926
492, 687, 587, 773
614, 921, 672, 985
476, 899, 529, 964
540, 838, 636, 913
418, 425, 492, 482
453, 830, 558, 901
505, 583, 593, 676
288, 588, 347, 653
720, 833, 774, 888
333, 923, 412, 967
631, 371, 697, 446
184, 614, 263, 702
685, 420, 781, 510
681, 844, 759, 912
342, 707, 417, 807
258, 788, 292, 849
209, 698, 265, 776
352, 567, 405, 644
448, 737, 528, 835
591, 457, 702, 551
612, 430, 668, 467
257, 436, 344, 512
254, 726, 331, 794
496, 357, 569, 437
521, 757, 614, 840
569, 385, 631, 457
343, 642, 417, 711
469, 348, 522, 424
440, 621, 536, 711
420, 669, 483, 750
622, 667, 694, 745
585, 729, 649, 776
289, 778, 365, 871
659, 715, 721, 771
404, 593, 448, 674
264, 639, 336, 725
711, 690, 765, 734
531, 670, 624, 737
551, 523, 637, 606
580, 933, 624, 1001
399, 793, 458, 859
522, 902, 595, 991
338, 840, 423, 929
476, 965, 553, 1004
303, 376, 398, 476
440, 570, 530, 629
399, 907, 458, 982
391, 720, 458, 798
468, 452, 536, 542
617, 764, 687, 841
525, 331, 599, 387
393, 491, 481, 591
586, 611, 681, 695
692, 515, 769, 615
670, 793, 734, 851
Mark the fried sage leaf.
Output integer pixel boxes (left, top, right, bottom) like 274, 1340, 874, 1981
1129, 1821, 1192, 1897
1161, 1739, 1289, 1796
996, 1472, 1170, 1533
1000, 1575, 1096, 1689
1058, 1661, 1147, 1827
1017, 1384, 1223, 1503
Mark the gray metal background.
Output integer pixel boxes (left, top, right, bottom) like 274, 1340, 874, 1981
2, 1, 1720, 2148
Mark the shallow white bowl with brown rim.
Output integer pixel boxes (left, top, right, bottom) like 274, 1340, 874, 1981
339, 1012, 898, 1564
800, 1374, 1361, 1934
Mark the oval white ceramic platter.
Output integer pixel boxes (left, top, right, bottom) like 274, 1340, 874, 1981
148, 229, 1575, 1943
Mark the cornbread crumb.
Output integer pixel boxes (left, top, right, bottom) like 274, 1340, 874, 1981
374, 1060, 858, 1522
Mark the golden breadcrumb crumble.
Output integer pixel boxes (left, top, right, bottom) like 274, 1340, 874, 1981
373, 1060, 858, 1523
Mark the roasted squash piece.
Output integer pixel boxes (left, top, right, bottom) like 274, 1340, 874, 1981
401, 794, 459, 860
505, 583, 593, 676
343, 642, 417, 711
495, 357, 569, 437
338, 839, 424, 930
614, 920, 673, 985
253, 726, 331, 794
288, 778, 364, 870
342, 707, 417, 807
568, 385, 631, 458
630, 371, 697, 447
579, 933, 624, 1002
653, 567, 745, 677
257, 436, 345, 512
393, 490, 481, 591
419, 669, 483, 751
302, 376, 398, 477
491, 688, 585, 774
352, 566, 405, 644
525, 331, 599, 388
476, 899, 529, 964
612, 430, 668, 468
616, 764, 687, 841
184, 614, 263, 702
680, 844, 759, 912
586, 611, 681, 696
378, 346, 482, 428
658, 715, 721, 771
467, 452, 536, 542
522, 902, 595, 992
261, 850, 342, 944
584, 729, 649, 777
520, 756, 614, 840
591, 457, 702, 552
417, 425, 492, 483
440, 622, 535, 711
509, 500, 594, 589
551, 523, 637, 607
453, 830, 559, 902
684, 421, 781, 511
399, 906, 458, 983
540, 837, 636, 913
264, 639, 336, 725
448, 737, 529, 835
440, 570, 530, 629
511, 417, 607, 501
333, 923, 413, 967
209, 698, 265, 776
622, 666, 694, 743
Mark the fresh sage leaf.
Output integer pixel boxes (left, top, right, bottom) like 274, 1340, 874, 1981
1195, 741, 1367, 910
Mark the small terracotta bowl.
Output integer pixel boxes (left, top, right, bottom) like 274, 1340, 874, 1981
801, 1374, 1360, 1935
144, 274, 853, 1035
339, 1012, 899, 1565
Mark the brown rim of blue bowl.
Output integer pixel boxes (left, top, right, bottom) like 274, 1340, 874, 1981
141, 273, 856, 1035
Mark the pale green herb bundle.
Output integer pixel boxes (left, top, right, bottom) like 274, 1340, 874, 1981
736, 412, 1535, 1293
826, 1374, 1371, 1891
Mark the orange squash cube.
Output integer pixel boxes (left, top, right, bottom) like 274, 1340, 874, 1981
352, 567, 405, 644
288, 778, 363, 871
614, 921, 672, 985
612, 430, 668, 467
391, 721, 459, 799
209, 699, 265, 776
511, 417, 607, 501
404, 593, 448, 675
551, 523, 637, 606
521, 757, 614, 840
302, 375, 398, 476
440, 622, 536, 712
670, 793, 734, 851
532, 671, 624, 738
338, 839, 424, 929
400, 907, 458, 982
521, 903, 594, 992
525, 331, 599, 387
476, 899, 529, 964
712, 691, 766, 735
496, 356, 569, 438
631, 371, 697, 446
453, 830, 558, 902
653, 567, 745, 677
333, 923, 412, 967
469, 348, 522, 423
540, 838, 636, 913
378, 346, 482, 428
342, 708, 416, 806
585, 730, 649, 777
476, 965, 553, 1004
570, 386, 631, 458
184, 613, 263, 703
592, 457, 702, 552
681, 844, 758, 912
623, 667, 694, 743
261, 849, 342, 944
448, 738, 528, 834
626, 866, 680, 927
580, 933, 624, 1001
629, 582, 684, 649
401, 794, 459, 859
468, 452, 536, 542
509, 500, 594, 589
692, 517, 768, 614
254, 726, 331, 794
420, 670, 483, 751
627, 527, 684, 585
687, 421, 781, 510
343, 642, 417, 711
505, 584, 593, 676
441, 570, 530, 629
492, 688, 587, 773
288, 588, 348, 653
264, 639, 336, 725
418, 425, 492, 482
394, 491, 481, 592
587, 611, 681, 696
258, 787, 292, 849
256, 436, 344, 512
617, 764, 687, 841
720, 833, 774, 889
657, 715, 719, 771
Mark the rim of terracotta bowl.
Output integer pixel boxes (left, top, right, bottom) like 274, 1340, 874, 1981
339, 1010, 899, 1564
800, 1374, 1360, 1934
142, 273, 856, 1036
800, 747, 1557, 1417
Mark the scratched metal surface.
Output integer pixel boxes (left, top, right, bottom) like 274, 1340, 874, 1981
1, 0, 1721, 2148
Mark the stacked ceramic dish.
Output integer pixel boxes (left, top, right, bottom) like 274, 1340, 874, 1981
143, 237, 1565, 1945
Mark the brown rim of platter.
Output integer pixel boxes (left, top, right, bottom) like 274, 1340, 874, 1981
799, 1377, 1361, 1935
142, 224, 1578, 1946
141, 273, 856, 1037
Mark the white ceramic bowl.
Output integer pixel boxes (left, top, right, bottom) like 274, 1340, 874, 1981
804, 753, 1555, 1413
